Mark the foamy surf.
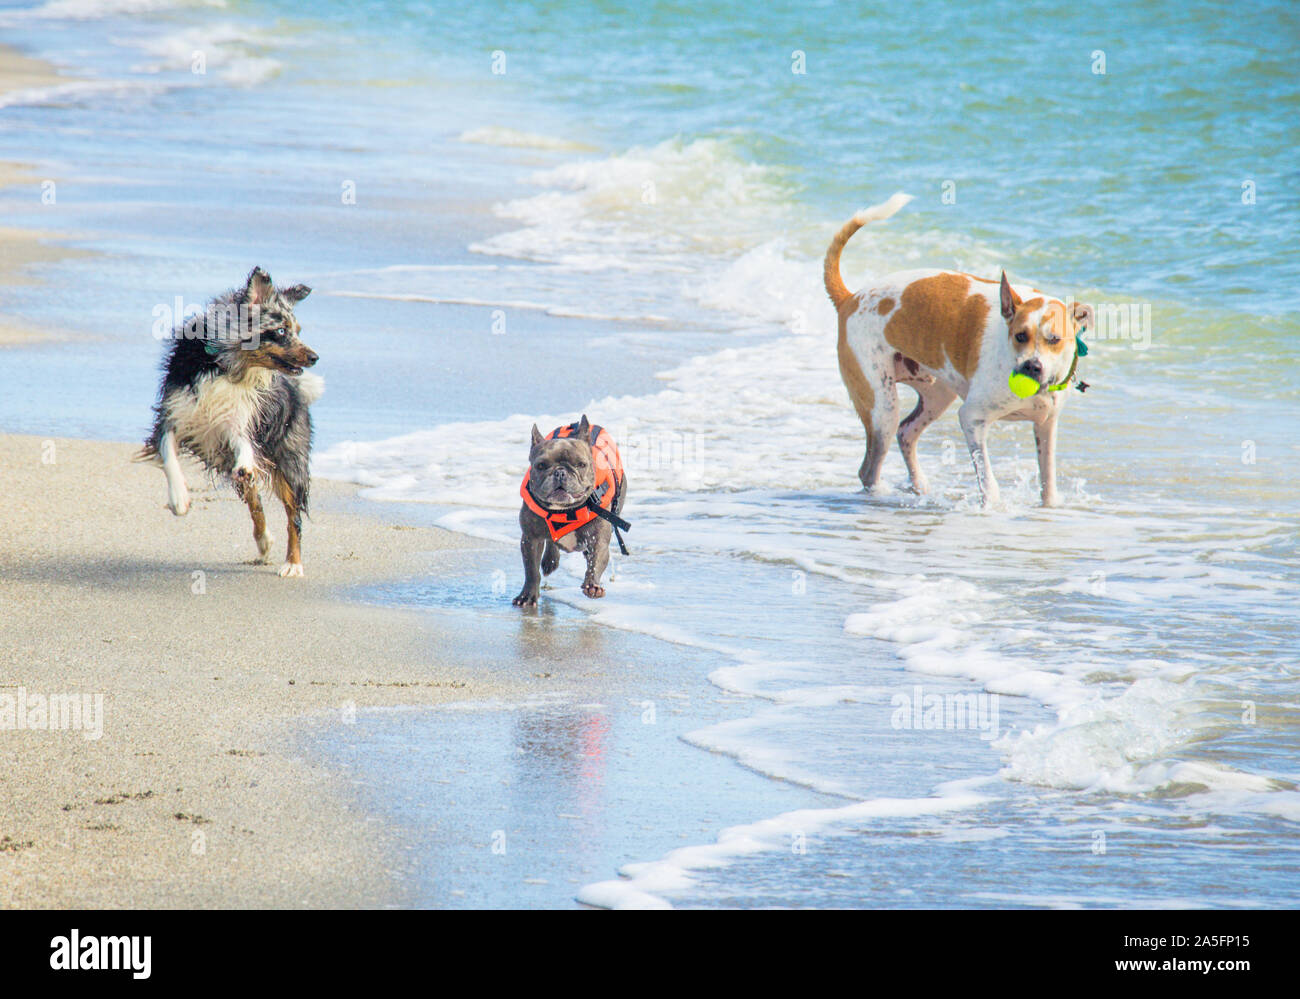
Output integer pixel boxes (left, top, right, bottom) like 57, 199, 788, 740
577, 789, 988, 910
457, 126, 597, 152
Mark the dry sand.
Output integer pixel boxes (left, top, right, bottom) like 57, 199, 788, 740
0, 433, 526, 907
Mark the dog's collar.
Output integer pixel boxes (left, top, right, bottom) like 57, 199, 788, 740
1046, 327, 1089, 393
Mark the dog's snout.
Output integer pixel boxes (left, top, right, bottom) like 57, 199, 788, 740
1020, 358, 1043, 380
303, 350, 319, 367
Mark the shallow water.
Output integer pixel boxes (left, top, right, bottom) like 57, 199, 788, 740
1, 0, 1296, 908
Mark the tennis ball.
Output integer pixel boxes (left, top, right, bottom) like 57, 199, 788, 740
1008, 372, 1040, 398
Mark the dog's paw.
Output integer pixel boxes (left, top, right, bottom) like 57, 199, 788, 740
167, 485, 190, 516
278, 561, 304, 578
512, 591, 538, 608
581, 581, 606, 599
254, 530, 273, 562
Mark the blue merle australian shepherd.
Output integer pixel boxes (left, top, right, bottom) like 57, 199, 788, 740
138, 267, 322, 577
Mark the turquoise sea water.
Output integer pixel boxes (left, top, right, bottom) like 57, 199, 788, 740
0, 0, 1296, 908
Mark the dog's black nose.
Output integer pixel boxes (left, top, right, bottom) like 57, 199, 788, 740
1020, 358, 1043, 379
304, 350, 319, 366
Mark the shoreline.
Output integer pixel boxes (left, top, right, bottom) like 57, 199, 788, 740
0, 42, 69, 103
0, 431, 533, 908
0, 43, 89, 347
0, 157, 86, 347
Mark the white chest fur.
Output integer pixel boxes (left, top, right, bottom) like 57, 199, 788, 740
163, 367, 275, 467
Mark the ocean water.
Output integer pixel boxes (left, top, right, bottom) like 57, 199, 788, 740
1, 0, 1297, 908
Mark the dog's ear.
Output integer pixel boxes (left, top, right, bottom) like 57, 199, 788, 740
245, 267, 274, 306
281, 284, 311, 305
999, 271, 1021, 323
576, 414, 591, 439
1072, 301, 1094, 329
531, 424, 544, 449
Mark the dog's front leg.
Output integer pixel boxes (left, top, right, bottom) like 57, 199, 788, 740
1033, 413, 1060, 507
513, 531, 546, 607
230, 436, 258, 495
159, 429, 190, 516
580, 526, 612, 599
959, 403, 1000, 507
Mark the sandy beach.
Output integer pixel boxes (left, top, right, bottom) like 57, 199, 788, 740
0, 432, 524, 908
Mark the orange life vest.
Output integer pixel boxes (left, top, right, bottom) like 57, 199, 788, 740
520, 421, 628, 549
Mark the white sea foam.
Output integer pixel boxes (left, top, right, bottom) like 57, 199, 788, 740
15, 0, 220, 20
577, 790, 987, 909
457, 126, 597, 152
130, 24, 282, 85
0, 77, 172, 108
325, 289, 671, 324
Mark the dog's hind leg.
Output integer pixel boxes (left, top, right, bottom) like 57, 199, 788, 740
272, 472, 304, 578
897, 380, 957, 494
541, 540, 560, 576
244, 486, 272, 562
860, 374, 899, 491
838, 334, 896, 490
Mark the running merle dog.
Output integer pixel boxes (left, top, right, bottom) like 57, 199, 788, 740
138, 267, 322, 577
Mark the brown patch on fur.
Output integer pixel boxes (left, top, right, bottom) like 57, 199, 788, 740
245, 487, 268, 555
245, 343, 316, 373
882, 274, 990, 380
876, 297, 895, 315
1037, 299, 1075, 355
894, 352, 936, 385
837, 312, 875, 436
273, 472, 301, 568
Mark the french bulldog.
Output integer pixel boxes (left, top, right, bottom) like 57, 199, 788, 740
514, 415, 628, 607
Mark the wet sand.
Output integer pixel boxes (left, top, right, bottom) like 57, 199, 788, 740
0, 153, 83, 346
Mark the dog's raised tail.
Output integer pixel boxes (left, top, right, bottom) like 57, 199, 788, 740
823, 191, 912, 311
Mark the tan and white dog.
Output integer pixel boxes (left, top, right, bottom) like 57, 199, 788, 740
825, 193, 1092, 507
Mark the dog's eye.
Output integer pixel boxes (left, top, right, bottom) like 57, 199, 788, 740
1015, 332, 1030, 344
1045, 335, 1061, 345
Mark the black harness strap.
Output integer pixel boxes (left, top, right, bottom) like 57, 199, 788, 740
525, 482, 632, 556
585, 493, 630, 555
